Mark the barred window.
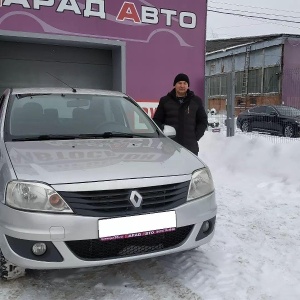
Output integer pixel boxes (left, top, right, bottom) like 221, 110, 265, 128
249, 97, 257, 106
208, 76, 220, 96
220, 75, 227, 95
208, 75, 227, 96
235, 71, 244, 94
248, 69, 262, 93
263, 66, 280, 93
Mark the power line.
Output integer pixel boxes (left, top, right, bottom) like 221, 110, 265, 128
213, 20, 300, 31
208, 9, 300, 24
208, 9, 300, 30
214, 22, 267, 30
209, 6, 300, 20
207, 19, 300, 40
209, 0, 300, 15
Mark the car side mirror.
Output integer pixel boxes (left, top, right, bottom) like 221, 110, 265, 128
270, 111, 278, 116
163, 125, 176, 138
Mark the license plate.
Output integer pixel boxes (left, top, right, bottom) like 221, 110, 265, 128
98, 211, 176, 241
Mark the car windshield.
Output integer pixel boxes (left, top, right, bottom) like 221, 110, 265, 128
5, 93, 159, 141
276, 106, 300, 117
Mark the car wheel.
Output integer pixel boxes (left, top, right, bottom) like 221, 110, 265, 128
283, 125, 294, 138
0, 249, 26, 280
241, 120, 251, 132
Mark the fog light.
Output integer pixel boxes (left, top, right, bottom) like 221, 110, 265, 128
32, 243, 47, 256
202, 221, 210, 233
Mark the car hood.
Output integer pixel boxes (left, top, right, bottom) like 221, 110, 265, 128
6, 138, 204, 184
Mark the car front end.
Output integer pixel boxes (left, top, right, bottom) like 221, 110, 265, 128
0, 88, 217, 275
0, 173, 216, 269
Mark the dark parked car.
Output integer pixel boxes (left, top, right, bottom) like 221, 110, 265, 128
236, 105, 300, 138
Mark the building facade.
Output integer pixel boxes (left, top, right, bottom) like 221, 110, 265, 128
0, 0, 207, 117
205, 34, 300, 115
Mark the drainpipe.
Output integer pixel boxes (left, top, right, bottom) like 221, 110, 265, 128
226, 52, 236, 137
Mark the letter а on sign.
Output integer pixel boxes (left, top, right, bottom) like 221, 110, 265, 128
116, 2, 141, 23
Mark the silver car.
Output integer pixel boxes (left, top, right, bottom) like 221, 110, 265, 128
0, 88, 217, 280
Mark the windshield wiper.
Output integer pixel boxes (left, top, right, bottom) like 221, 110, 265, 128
79, 132, 145, 138
11, 134, 80, 141
16, 93, 51, 99
11, 132, 149, 141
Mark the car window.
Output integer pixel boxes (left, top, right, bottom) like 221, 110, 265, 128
5, 93, 158, 139
249, 106, 266, 114
276, 106, 300, 117
266, 107, 276, 115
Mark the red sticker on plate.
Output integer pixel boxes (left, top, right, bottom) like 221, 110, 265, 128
100, 227, 176, 241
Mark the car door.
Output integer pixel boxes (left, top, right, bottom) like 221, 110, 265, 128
251, 106, 266, 130
264, 106, 281, 133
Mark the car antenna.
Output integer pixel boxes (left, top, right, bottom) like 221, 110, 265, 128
46, 72, 77, 93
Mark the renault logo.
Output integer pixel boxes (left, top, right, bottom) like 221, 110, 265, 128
129, 191, 143, 208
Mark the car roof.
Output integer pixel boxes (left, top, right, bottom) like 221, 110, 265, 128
272, 105, 295, 109
250, 105, 294, 110
11, 87, 126, 97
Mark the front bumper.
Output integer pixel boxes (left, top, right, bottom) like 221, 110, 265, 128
0, 192, 217, 269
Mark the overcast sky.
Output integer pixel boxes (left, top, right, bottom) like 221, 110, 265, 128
207, 0, 300, 40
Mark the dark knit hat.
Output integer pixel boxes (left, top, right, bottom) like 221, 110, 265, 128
173, 73, 190, 86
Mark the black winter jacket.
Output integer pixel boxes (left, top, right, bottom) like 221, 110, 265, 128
153, 89, 208, 154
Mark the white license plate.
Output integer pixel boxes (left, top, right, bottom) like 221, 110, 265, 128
98, 211, 176, 240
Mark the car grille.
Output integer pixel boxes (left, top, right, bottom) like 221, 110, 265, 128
58, 181, 190, 217
65, 225, 193, 260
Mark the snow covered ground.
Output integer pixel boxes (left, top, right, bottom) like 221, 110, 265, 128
1, 131, 300, 300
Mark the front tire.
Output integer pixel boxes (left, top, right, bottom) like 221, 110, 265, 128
0, 249, 26, 280
241, 120, 251, 132
283, 125, 294, 138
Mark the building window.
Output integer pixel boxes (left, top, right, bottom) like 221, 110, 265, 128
237, 98, 246, 107
249, 97, 257, 106
248, 69, 262, 93
209, 76, 220, 96
208, 75, 227, 96
235, 71, 244, 94
220, 75, 227, 95
263, 66, 280, 93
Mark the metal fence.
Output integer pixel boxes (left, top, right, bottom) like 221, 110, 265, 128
205, 68, 300, 142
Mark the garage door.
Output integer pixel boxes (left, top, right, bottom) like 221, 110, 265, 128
0, 41, 113, 95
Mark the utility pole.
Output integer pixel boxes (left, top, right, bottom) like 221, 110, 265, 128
226, 53, 235, 137
204, 77, 209, 112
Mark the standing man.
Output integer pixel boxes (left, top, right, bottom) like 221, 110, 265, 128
153, 73, 208, 155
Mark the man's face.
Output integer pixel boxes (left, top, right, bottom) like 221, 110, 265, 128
174, 81, 188, 96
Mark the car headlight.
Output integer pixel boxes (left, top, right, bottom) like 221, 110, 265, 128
187, 168, 214, 201
6, 181, 73, 213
